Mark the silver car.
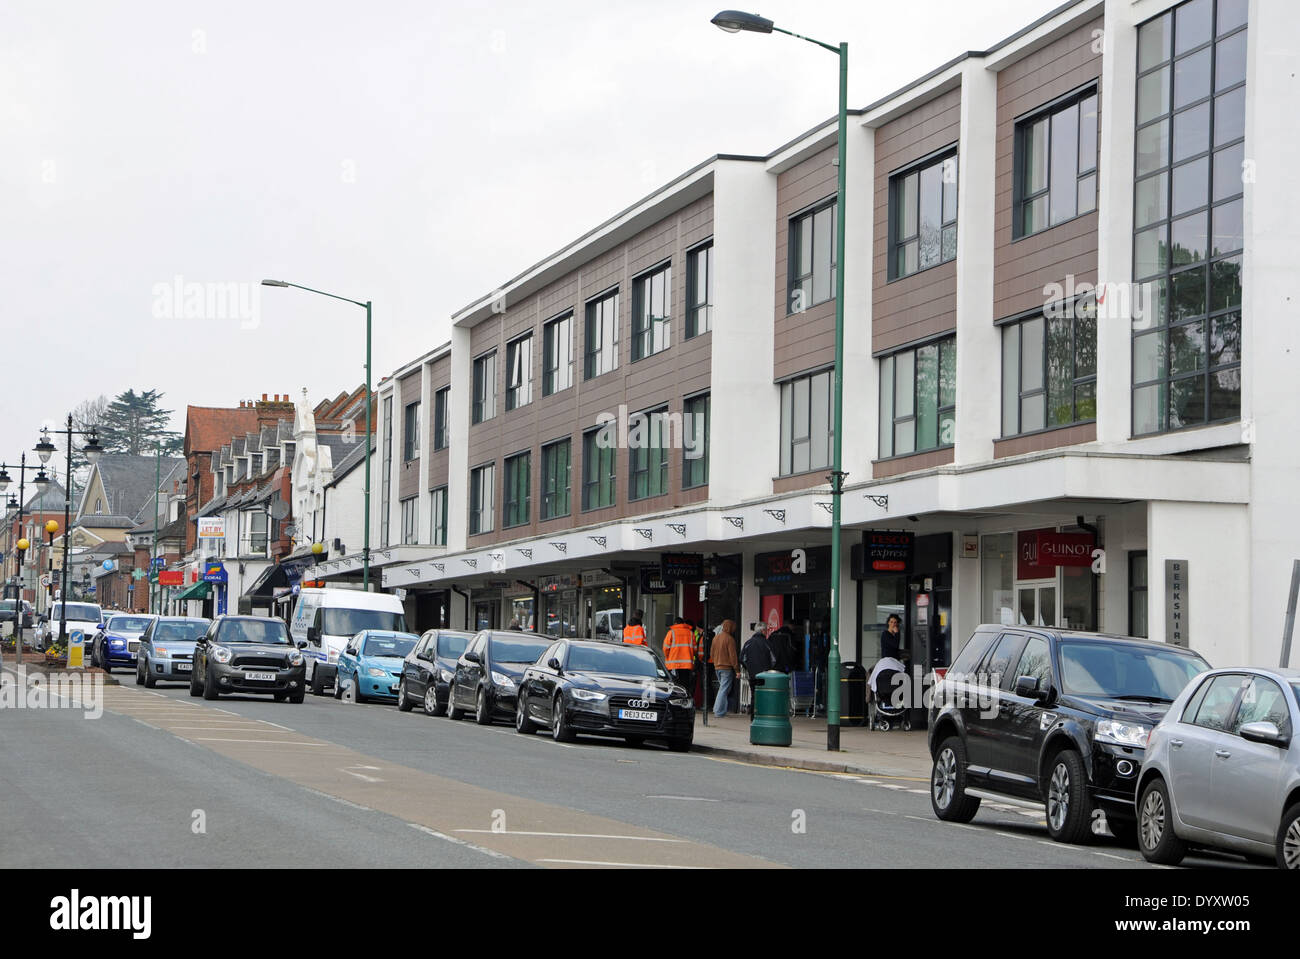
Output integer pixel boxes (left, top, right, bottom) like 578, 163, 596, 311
1137, 666, 1300, 868
135, 616, 211, 687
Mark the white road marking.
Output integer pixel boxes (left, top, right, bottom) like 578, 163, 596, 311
191, 738, 331, 745
408, 823, 511, 860
996, 831, 1034, 841
132, 718, 159, 730
340, 767, 384, 783
301, 787, 375, 812
645, 795, 720, 802
1093, 851, 1133, 862
456, 829, 686, 843
906, 788, 930, 795
537, 858, 708, 869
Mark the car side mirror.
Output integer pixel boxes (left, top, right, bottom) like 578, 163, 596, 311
1014, 675, 1052, 703
97, 623, 106, 630
306, 626, 319, 643
296, 641, 307, 649
465, 651, 480, 664
1239, 720, 1289, 748
548, 657, 562, 673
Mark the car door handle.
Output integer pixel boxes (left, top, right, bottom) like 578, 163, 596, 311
1215, 749, 1232, 759
1170, 739, 1184, 748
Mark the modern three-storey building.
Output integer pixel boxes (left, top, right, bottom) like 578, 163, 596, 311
311, 0, 1295, 674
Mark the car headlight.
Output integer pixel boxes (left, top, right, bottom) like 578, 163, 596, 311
491, 671, 516, 690
154, 646, 169, 657
439, 669, 454, 683
210, 645, 232, 664
110, 639, 125, 648
1096, 719, 1151, 748
669, 696, 694, 708
367, 667, 387, 678
570, 688, 606, 702
288, 651, 304, 667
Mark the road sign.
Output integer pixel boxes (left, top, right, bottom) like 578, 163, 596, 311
40, 574, 51, 588
151, 557, 165, 569
68, 629, 84, 669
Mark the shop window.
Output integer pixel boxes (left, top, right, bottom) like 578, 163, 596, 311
506, 334, 533, 411
1001, 302, 1097, 436
779, 369, 834, 476
503, 452, 530, 529
1129, 551, 1149, 638
789, 200, 837, 313
584, 290, 620, 380
878, 336, 956, 458
631, 264, 671, 361
682, 393, 710, 489
473, 351, 497, 424
686, 241, 714, 338
889, 151, 957, 280
1014, 86, 1098, 238
542, 313, 573, 396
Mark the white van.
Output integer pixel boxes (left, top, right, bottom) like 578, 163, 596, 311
289, 588, 407, 695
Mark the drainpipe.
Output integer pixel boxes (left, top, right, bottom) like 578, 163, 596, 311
516, 579, 539, 632
451, 585, 470, 631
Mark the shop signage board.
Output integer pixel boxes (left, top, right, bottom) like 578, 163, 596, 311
639, 567, 674, 594
660, 552, 704, 582
865, 531, 914, 574
539, 574, 577, 593
202, 562, 228, 584
196, 517, 224, 539
1018, 529, 1096, 579
754, 546, 831, 592
158, 571, 184, 586
1165, 559, 1189, 647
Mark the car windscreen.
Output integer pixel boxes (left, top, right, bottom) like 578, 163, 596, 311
61, 604, 102, 622
363, 634, 418, 658
1059, 642, 1209, 702
566, 644, 663, 679
436, 633, 471, 659
154, 622, 209, 643
489, 635, 551, 664
108, 616, 153, 633
322, 608, 407, 635
218, 620, 291, 645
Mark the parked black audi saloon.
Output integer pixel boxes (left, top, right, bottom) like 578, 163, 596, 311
928, 626, 1209, 844
189, 615, 307, 702
397, 628, 476, 716
447, 630, 553, 725
515, 638, 695, 751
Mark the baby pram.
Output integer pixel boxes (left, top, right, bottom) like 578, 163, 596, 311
867, 656, 911, 731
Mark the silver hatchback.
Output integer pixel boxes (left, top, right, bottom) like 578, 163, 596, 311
1137, 666, 1300, 868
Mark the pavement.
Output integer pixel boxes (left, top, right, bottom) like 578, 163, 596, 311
691, 712, 932, 779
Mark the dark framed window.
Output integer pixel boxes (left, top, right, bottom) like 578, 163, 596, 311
878, 336, 956, 458
472, 351, 496, 424
506, 334, 533, 411
503, 452, 530, 528
430, 486, 447, 547
683, 393, 710, 489
433, 387, 449, 451
632, 263, 671, 361
686, 242, 714, 338
1128, 551, 1148, 638
888, 151, 958, 280
1001, 301, 1097, 435
380, 396, 393, 549
584, 290, 619, 380
403, 401, 420, 461
540, 438, 571, 520
581, 428, 616, 511
542, 313, 573, 396
788, 200, 836, 313
779, 369, 834, 476
1132, 0, 1246, 436
400, 496, 419, 545
628, 407, 669, 502
469, 463, 494, 535
1014, 86, 1099, 238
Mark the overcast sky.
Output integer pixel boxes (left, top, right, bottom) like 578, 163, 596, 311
1, 0, 1057, 484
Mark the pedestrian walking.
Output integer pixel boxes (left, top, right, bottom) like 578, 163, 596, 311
709, 619, 739, 718
622, 612, 648, 646
740, 622, 775, 715
662, 616, 697, 693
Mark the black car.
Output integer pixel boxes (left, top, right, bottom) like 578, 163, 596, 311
397, 628, 475, 716
447, 630, 552, 725
189, 615, 307, 702
927, 626, 1210, 844
515, 639, 695, 750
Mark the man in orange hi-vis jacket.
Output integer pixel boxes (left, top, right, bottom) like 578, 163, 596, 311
622, 611, 648, 646
662, 616, 698, 692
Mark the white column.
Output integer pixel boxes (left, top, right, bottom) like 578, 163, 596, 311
447, 326, 473, 551
842, 118, 876, 484
419, 359, 432, 541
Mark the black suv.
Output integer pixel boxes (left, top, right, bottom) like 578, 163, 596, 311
928, 626, 1209, 844
189, 615, 307, 702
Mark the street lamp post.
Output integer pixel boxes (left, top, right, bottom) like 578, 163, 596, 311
262, 280, 373, 591
1, 454, 51, 664
36, 419, 104, 643
712, 10, 849, 751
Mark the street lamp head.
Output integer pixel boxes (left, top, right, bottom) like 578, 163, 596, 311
82, 430, 103, 466
4, 495, 17, 513
261, 279, 290, 288
311, 541, 324, 555
711, 10, 774, 34
45, 520, 59, 535
0, 468, 9, 493
33, 470, 50, 492
34, 429, 55, 464
16, 538, 29, 551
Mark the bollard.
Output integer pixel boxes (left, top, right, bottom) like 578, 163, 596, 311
750, 670, 792, 746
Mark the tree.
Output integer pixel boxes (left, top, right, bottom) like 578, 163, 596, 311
66, 394, 109, 475
98, 389, 182, 456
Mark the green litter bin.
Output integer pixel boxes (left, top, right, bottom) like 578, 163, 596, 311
750, 670, 792, 746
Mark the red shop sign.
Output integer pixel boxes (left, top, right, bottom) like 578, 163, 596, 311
1019, 529, 1095, 577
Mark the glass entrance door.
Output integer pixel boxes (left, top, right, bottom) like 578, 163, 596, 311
1016, 584, 1057, 627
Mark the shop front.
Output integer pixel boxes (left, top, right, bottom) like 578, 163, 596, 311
540, 574, 579, 638
470, 586, 501, 631
412, 589, 451, 632
980, 527, 1098, 632
753, 545, 832, 675
504, 584, 535, 631
579, 571, 624, 640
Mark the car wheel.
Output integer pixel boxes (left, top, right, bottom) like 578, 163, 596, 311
447, 685, 465, 720
475, 687, 492, 726
311, 665, 327, 696
352, 677, 367, 704
189, 668, 202, 697
1275, 803, 1300, 869
551, 695, 574, 742
274, 692, 287, 702
143, 661, 157, 689
1044, 749, 1092, 844
516, 695, 536, 734
135, 659, 144, 686
333, 672, 343, 700
201, 666, 220, 700
1138, 777, 1187, 865
668, 733, 693, 753
101, 649, 111, 674
288, 689, 305, 704
397, 677, 414, 712
930, 736, 981, 823
422, 685, 440, 717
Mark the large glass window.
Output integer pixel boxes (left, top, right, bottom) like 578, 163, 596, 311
683, 393, 710, 489
430, 486, 447, 546
1001, 303, 1097, 435
403, 401, 420, 461
879, 337, 956, 458
1015, 88, 1099, 238
632, 264, 671, 361
400, 496, 419, 545
433, 387, 449, 451
503, 452, 530, 529
472, 352, 496, 424
1132, 0, 1245, 435
582, 428, 616, 511
686, 242, 714, 338
1128, 551, 1148, 638
889, 152, 957, 280
788, 200, 836, 313
540, 439, 571, 520
628, 407, 669, 501
584, 290, 620, 380
242, 510, 268, 555
779, 369, 834, 476
506, 335, 533, 411
469, 463, 494, 535
542, 313, 573, 396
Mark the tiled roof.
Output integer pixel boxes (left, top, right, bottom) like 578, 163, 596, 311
184, 406, 259, 455
89, 454, 184, 522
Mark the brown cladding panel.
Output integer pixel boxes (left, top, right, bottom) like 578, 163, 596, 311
993, 421, 1097, 458
428, 354, 451, 490
872, 446, 955, 479
397, 371, 422, 500
993, 17, 1104, 320
871, 87, 962, 356
774, 145, 839, 380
